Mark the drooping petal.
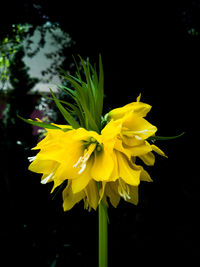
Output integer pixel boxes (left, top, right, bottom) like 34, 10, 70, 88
140, 167, 153, 182
51, 177, 65, 192
122, 112, 157, 140
151, 144, 167, 157
126, 185, 139, 205
121, 135, 143, 147
126, 141, 153, 156
107, 101, 152, 120
136, 93, 141, 102
99, 181, 106, 203
91, 147, 114, 181
28, 158, 58, 174
105, 182, 121, 208
41, 172, 55, 184
36, 145, 65, 163
71, 158, 94, 194
32, 128, 68, 150
116, 151, 141, 186
109, 151, 119, 181
54, 141, 84, 179
139, 152, 155, 166
115, 137, 153, 158
101, 119, 122, 141
62, 181, 85, 211
84, 180, 99, 210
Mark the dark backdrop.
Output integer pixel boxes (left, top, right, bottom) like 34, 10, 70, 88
0, 1, 199, 266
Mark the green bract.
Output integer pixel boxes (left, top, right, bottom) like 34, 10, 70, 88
58, 55, 104, 133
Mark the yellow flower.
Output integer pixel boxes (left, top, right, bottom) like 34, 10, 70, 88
28, 125, 116, 211
104, 95, 167, 165
106, 93, 151, 121
97, 95, 167, 207
28, 95, 167, 211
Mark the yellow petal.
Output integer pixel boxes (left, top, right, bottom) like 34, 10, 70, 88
126, 185, 139, 205
109, 151, 119, 181
139, 166, 153, 182
115, 138, 152, 158
108, 101, 152, 120
71, 158, 93, 194
122, 112, 157, 140
121, 135, 143, 147
128, 142, 153, 156
51, 178, 65, 193
151, 144, 168, 158
91, 147, 114, 181
136, 93, 141, 102
32, 128, 69, 150
36, 145, 65, 163
117, 151, 140, 186
50, 123, 72, 130
139, 152, 155, 166
101, 119, 122, 152
62, 181, 85, 211
84, 180, 99, 210
128, 161, 153, 182
101, 119, 122, 139
28, 159, 58, 174
99, 181, 106, 202
105, 182, 121, 208
54, 141, 84, 179
73, 127, 102, 144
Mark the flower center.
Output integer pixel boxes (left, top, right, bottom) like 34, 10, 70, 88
73, 142, 97, 174
73, 136, 103, 174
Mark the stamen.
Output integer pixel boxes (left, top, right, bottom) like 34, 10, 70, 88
118, 179, 131, 201
28, 156, 36, 162
122, 128, 155, 139
78, 163, 86, 174
73, 142, 97, 174
122, 129, 149, 136
73, 156, 82, 168
41, 172, 54, 184
135, 135, 142, 140
118, 190, 131, 201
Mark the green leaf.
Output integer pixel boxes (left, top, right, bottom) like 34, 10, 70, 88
97, 54, 104, 119
78, 56, 95, 114
50, 88, 80, 129
17, 115, 62, 130
148, 132, 185, 141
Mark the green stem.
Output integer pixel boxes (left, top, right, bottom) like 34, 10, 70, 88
98, 201, 108, 267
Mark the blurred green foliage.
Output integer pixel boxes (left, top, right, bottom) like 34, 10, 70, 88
0, 24, 31, 90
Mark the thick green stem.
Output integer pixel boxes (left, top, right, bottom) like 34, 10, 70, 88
98, 201, 108, 267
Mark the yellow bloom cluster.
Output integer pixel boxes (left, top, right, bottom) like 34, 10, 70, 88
28, 96, 166, 211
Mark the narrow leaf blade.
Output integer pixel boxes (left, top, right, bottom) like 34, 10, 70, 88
148, 132, 185, 141
50, 88, 80, 129
17, 115, 62, 130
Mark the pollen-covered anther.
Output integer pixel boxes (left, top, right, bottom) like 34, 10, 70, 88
96, 144, 103, 152
89, 137, 96, 143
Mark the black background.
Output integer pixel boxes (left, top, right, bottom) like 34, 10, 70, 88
0, 1, 199, 266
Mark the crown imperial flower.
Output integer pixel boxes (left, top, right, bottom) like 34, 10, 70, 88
27, 94, 166, 211
19, 56, 184, 267
23, 56, 170, 211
